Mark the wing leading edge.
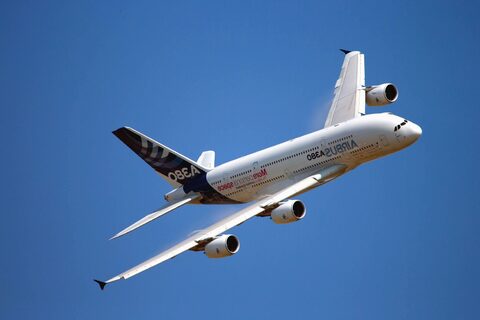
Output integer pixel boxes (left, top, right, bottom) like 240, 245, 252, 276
324, 50, 365, 128
95, 164, 346, 290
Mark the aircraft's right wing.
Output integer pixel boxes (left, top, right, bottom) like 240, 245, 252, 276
94, 164, 346, 290
324, 50, 365, 128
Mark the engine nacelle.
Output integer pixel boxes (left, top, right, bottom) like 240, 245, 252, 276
271, 200, 306, 224
366, 83, 398, 106
204, 234, 240, 258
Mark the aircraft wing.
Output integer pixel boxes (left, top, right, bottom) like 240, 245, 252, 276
110, 194, 198, 240
324, 50, 365, 128
94, 164, 346, 290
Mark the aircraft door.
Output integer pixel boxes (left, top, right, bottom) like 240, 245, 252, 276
320, 139, 326, 149
284, 167, 293, 180
379, 135, 389, 147
247, 161, 259, 194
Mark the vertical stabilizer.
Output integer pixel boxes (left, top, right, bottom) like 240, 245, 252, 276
113, 127, 210, 187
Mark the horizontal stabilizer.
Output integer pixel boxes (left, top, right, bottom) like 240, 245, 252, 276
197, 151, 215, 169
110, 195, 198, 240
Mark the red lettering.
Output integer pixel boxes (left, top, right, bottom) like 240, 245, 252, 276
218, 182, 234, 191
253, 169, 267, 179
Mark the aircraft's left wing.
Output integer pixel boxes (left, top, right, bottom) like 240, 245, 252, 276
94, 165, 346, 290
324, 50, 365, 128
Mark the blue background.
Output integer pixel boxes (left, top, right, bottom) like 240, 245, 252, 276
1, 1, 479, 319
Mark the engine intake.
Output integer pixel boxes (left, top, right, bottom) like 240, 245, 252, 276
204, 234, 240, 258
366, 83, 398, 106
271, 200, 306, 224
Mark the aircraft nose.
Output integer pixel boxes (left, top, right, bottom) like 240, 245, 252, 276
406, 122, 422, 144
411, 123, 422, 139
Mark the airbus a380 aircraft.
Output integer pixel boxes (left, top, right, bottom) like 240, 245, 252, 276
95, 50, 422, 290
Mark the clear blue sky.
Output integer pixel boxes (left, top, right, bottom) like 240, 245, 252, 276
1, 1, 479, 319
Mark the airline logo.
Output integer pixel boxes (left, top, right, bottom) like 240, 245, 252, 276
218, 169, 267, 191
307, 140, 358, 161
218, 182, 234, 191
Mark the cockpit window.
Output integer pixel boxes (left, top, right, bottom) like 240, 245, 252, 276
394, 120, 409, 132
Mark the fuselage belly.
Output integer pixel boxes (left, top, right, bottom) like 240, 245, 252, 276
201, 113, 421, 204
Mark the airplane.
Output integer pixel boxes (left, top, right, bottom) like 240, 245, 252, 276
94, 50, 422, 290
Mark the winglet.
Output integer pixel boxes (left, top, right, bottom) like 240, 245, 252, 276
94, 279, 107, 290
340, 49, 352, 54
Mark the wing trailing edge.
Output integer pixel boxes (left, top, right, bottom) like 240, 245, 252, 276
95, 165, 346, 290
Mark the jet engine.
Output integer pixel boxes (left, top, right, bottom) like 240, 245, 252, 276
366, 83, 398, 106
204, 234, 240, 258
271, 200, 306, 224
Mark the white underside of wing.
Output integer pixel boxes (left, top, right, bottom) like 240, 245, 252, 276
324, 51, 365, 128
101, 164, 346, 286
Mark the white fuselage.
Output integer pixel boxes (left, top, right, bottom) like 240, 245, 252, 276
204, 113, 421, 203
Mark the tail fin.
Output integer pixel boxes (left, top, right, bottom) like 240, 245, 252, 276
113, 127, 209, 187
